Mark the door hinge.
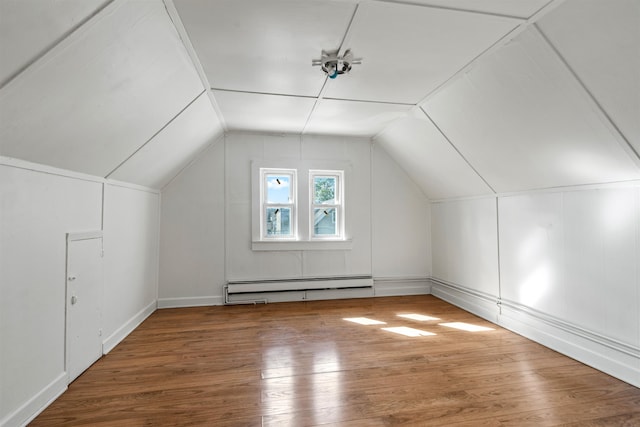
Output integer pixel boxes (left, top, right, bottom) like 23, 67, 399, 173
98, 329, 102, 337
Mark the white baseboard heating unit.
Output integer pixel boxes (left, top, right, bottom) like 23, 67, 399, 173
224, 276, 374, 304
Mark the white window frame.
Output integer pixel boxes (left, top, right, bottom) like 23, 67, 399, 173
251, 161, 352, 251
260, 168, 297, 240
309, 170, 344, 240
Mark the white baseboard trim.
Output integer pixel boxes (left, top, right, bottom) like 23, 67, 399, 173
430, 279, 640, 388
157, 296, 223, 308
1, 372, 67, 427
498, 300, 640, 389
430, 279, 498, 323
102, 301, 157, 354
374, 277, 431, 297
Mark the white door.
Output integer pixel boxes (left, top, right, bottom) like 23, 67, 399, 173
66, 232, 103, 383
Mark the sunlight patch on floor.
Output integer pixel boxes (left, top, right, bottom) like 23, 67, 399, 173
439, 322, 494, 332
382, 326, 436, 337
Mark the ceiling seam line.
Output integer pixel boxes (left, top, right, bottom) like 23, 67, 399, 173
337, 3, 360, 56
322, 97, 414, 107
301, 80, 328, 135
160, 133, 224, 192
430, 179, 640, 204
211, 88, 317, 100
0, 0, 119, 91
104, 90, 206, 179
415, 24, 522, 107
304, 3, 360, 134
533, 24, 640, 165
414, 0, 566, 109
419, 106, 497, 194
162, 0, 228, 132
373, 0, 526, 21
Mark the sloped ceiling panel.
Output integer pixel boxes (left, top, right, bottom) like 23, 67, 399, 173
213, 90, 315, 134
0, 0, 203, 177
375, 111, 493, 199
537, 0, 640, 157
422, 28, 640, 193
382, 0, 549, 19
323, 1, 518, 104
305, 99, 411, 137
174, 0, 356, 97
108, 93, 223, 189
0, 0, 109, 86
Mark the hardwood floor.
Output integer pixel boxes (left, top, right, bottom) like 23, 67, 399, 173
32, 295, 640, 426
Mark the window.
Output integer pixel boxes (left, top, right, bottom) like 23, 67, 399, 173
310, 171, 343, 239
261, 169, 296, 239
254, 164, 350, 250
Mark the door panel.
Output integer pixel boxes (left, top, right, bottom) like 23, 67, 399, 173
66, 234, 103, 382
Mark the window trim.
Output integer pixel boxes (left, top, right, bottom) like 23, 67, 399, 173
260, 168, 297, 240
251, 160, 353, 251
309, 170, 344, 240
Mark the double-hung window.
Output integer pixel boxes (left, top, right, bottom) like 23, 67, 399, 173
310, 170, 343, 239
261, 169, 296, 239
254, 165, 348, 249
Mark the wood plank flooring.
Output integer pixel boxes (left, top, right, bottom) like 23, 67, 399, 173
32, 295, 640, 426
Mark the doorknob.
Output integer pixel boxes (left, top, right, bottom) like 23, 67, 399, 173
68, 276, 76, 281
71, 295, 78, 305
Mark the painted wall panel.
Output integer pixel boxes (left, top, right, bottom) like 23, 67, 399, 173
0, 0, 108, 86
372, 144, 430, 279
102, 184, 159, 341
375, 112, 493, 199
159, 140, 225, 300
0, 0, 203, 177
0, 164, 101, 424
538, 0, 640, 155
109, 94, 223, 189
431, 197, 499, 296
499, 188, 640, 347
498, 193, 565, 315
225, 133, 372, 282
424, 28, 640, 192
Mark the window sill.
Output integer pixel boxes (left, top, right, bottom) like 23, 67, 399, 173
252, 239, 353, 251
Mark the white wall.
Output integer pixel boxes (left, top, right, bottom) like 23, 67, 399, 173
158, 133, 431, 305
371, 143, 431, 294
430, 184, 640, 387
158, 139, 226, 307
0, 160, 161, 426
102, 183, 160, 352
0, 163, 102, 427
226, 133, 372, 281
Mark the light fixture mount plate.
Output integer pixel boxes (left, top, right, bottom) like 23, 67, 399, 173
312, 49, 361, 79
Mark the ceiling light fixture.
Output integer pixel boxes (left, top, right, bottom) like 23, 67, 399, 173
312, 49, 362, 79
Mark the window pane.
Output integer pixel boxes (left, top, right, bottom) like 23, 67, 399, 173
266, 207, 291, 236
266, 175, 291, 204
313, 176, 336, 204
313, 208, 337, 235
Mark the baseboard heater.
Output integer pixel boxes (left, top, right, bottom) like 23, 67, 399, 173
224, 276, 374, 304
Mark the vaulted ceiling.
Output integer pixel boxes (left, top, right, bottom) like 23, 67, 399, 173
1, 0, 638, 196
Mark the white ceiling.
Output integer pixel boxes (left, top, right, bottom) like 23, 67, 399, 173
0, 0, 638, 195
422, 27, 640, 193
536, 0, 640, 156
321, 1, 518, 104
0, 0, 110, 86
0, 0, 208, 178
